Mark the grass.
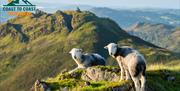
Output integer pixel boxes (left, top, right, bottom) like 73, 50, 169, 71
46, 78, 130, 91
146, 60, 180, 91
75, 81, 130, 91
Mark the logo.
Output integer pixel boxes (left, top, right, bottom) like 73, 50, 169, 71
3, 0, 36, 16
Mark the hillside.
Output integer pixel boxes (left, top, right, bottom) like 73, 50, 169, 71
170, 28, 180, 51
0, 10, 179, 91
90, 7, 180, 28
127, 22, 180, 52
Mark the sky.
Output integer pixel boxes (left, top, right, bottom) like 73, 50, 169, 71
1, 0, 180, 9
31, 0, 180, 9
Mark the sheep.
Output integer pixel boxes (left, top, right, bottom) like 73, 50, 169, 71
69, 48, 106, 73
104, 43, 146, 91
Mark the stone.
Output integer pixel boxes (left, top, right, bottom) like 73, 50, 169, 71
167, 76, 176, 82
81, 67, 120, 81
30, 79, 50, 91
60, 87, 69, 91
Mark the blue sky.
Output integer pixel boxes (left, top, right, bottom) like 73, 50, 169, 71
32, 0, 180, 9
1, 0, 180, 9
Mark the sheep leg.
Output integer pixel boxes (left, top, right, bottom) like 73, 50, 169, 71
132, 77, 140, 91
125, 70, 131, 80
119, 62, 125, 81
140, 75, 146, 91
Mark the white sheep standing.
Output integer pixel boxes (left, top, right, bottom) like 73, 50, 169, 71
69, 48, 106, 73
104, 43, 146, 91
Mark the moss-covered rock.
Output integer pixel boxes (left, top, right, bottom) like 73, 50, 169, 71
32, 62, 180, 91
30, 79, 50, 91
39, 66, 133, 91
81, 66, 121, 81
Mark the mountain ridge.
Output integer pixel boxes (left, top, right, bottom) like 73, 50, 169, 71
127, 22, 180, 52
90, 7, 180, 28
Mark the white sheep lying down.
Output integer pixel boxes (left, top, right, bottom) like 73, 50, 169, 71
104, 43, 146, 91
69, 48, 105, 73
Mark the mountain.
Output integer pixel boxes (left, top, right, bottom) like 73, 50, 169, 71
170, 28, 180, 51
90, 7, 180, 28
127, 22, 180, 52
0, 10, 179, 91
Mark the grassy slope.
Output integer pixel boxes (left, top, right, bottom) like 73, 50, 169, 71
0, 10, 179, 91
146, 60, 180, 91
170, 27, 180, 52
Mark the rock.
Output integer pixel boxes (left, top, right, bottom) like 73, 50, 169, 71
80, 67, 136, 91
34, 9, 47, 17
167, 76, 176, 82
81, 67, 120, 81
30, 79, 50, 91
32, 66, 137, 91
60, 87, 69, 91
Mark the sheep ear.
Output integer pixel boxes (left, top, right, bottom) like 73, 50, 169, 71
104, 46, 108, 49
69, 50, 73, 54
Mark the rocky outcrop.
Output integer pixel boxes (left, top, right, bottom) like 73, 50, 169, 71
81, 67, 121, 81
31, 66, 135, 91
30, 80, 50, 91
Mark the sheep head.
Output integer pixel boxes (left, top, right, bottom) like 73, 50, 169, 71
69, 48, 83, 60
104, 43, 118, 57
